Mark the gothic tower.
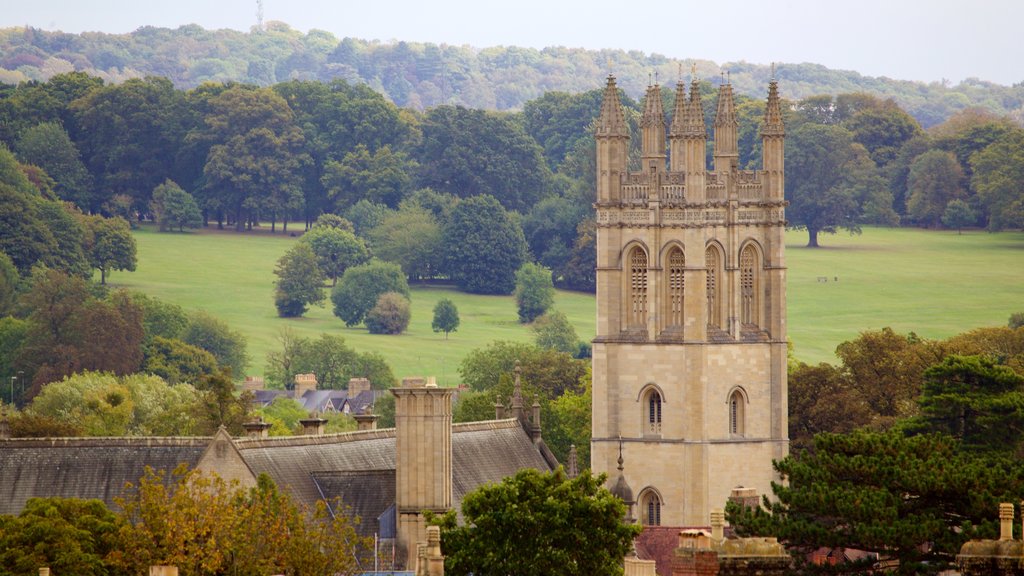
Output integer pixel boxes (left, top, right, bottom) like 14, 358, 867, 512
592, 74, 788, 526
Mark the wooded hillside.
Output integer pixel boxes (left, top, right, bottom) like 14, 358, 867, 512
2, 23, 1023, 127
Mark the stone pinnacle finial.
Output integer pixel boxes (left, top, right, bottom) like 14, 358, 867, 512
596, 74, 629, 137
617, 435, 624, 472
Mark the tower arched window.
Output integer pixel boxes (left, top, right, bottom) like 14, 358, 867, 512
729, 389, 746, 437
740, 244, 760, 327
628, 247, 648, 328
643, 388, 663, 435
666, 247, 685, 329
640, 489, 662, 526
705, 246, 723, 329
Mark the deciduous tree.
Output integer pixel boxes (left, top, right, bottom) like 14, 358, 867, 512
430, 468, 640, 576
365, 291, 411, 335
330, 260, 410, 326
299, 224, 368, 286
273, 243, 325, 318
515, 262, 555, 323
150, 179, 202, 232
443, 194, 527, 294
431, 298, 460, 339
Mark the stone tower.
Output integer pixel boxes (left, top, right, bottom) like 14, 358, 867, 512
591, 74, 788, 526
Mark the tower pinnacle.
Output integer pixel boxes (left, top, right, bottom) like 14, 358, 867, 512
596, 75, 629, 137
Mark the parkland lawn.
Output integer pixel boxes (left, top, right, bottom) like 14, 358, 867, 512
114, 225, 1023, 382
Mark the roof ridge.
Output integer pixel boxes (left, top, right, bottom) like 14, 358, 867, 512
234, 427, 397, 449
452, 418, 520, 433
0, 436, 212, 447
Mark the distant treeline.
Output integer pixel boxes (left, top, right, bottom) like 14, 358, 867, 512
1, 23, 1023, 127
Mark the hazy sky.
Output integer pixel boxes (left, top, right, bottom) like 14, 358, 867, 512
4, 0, 1021, 86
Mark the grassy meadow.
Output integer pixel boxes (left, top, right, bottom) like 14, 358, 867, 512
112, 225, 1023, 383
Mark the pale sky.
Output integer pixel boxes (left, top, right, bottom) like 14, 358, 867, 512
3, 0, 1022, 86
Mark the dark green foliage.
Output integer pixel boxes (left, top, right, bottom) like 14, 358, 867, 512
909, 355, 1024, 452
906, 150, 965, 227
265, 331, 397, 390
514, 262, 555, 323
35, 200, 91, 277
785, 123, 867, 247
416, 106, 551, 211
459, 340, 587, 397
343, 199, 388, 235
330, 260, 409, 326
941, 198, 977, 233
183, 311, 248, 379
727, 430, 1024, 575
364, 292, 411, 335
970, 128, 1024, 231
522, 196, 589, 284
321, 144, 415, 210
532, 310, 579, 354
129, 292, 190, 341
151, 179, 202, 232
1011, 313, 1024, 330
14, 121, 94, 210
0, 497, 125, 576
299, 225, 368, 286
0, 251, 19, 315
143, 336, 219, 385
430, 468, 640, 576
443, 194, 527, 295
431, 298, 460, 339
81, 215, 137, 284
273, 243, 325, 318
366, 205, 443, 280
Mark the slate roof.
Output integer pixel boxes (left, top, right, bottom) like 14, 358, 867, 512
312, 469, 396, 538
0, 418, 557, 526
0, 437, 209, 515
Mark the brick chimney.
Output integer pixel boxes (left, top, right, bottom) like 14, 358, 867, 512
728, 486, 760, 509
348, 377, 371, 398
393, 376, 452, 569
242, 417, 272, 439
242, 376, 265, 391
293, 373, 317, 398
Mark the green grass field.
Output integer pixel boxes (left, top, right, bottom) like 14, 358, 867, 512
113, 225, 1023, 382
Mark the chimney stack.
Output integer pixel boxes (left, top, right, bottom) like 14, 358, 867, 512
293, 373, 317, 398
393, 376, 452, 568
299, 415, 327, 436
1000, 502, 1014, 540
353, 406, 378, 431
710, 509, 725, 541
242, 417, 272, 439
242, 376, 265, 391
348, 377, 371, 398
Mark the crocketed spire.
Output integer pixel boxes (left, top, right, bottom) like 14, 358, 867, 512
596, 74, 629, 137
762, 78, 785, 137
669, 80, 688, 137
640, 82, 664, 128
685, 77, 705, 136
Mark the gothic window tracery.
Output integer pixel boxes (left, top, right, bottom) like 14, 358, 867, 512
705, 246, 722, 329
643, 388, 663, 435
666, 248, 685, 329
640, 489, 662, 526
740, 245, 760, 327
628, 247, 648, 327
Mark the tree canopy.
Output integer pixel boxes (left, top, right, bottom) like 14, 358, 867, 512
430, 468, 641, 576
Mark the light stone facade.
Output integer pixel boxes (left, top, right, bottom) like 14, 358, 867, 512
592, 74, 788, 526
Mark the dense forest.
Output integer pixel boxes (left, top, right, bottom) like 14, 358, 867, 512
2, 23, 1024, 127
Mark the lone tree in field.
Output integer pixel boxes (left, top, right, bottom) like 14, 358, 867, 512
365, 292, 412, 335
273, 243, 325, 318
431, 298, 460, 339
514, 262, 555, 323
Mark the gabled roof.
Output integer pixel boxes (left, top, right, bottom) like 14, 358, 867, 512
0, 437, 209, 515
0, 417, 557, 527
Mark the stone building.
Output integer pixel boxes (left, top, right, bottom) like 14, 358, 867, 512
591, 73, 788, 526
0, 377, 557, 570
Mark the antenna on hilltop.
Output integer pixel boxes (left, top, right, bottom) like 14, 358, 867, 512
256, 0, 265, 31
